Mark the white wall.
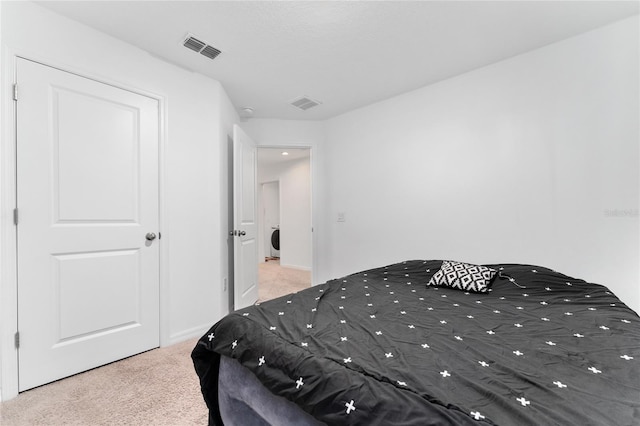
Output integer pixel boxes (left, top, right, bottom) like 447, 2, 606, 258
323, 16, 639, 313
258, 157, 312, 270
0, 1, 234, 400
280, 158, 313, 270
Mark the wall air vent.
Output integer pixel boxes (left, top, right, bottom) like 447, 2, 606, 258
183, 34, 222, 61
289, 96, 322, 111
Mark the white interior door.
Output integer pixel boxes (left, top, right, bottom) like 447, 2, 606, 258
16, 58, 160, 391
233, 124, 259, 310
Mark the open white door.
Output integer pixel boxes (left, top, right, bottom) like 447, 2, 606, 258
232, 125, 259, 310
16, 58, 160, 391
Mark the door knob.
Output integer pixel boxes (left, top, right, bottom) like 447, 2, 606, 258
145, 232, 157, 241
239, 230, 246, 236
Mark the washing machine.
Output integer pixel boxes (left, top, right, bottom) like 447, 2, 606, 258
270, 226, 280, 258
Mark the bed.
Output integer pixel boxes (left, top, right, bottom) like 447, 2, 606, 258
192, 260, 640, 425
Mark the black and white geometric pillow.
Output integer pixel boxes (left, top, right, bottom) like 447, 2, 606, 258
428, 260, 497, 293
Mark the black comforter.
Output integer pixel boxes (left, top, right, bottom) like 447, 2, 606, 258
192, 260, 640, 425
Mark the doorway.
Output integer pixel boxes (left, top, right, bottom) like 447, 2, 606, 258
256, 148, 312, 301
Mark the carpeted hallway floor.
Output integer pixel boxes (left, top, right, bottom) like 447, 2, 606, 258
0, 261, 310, 425
258, 259, 311, 302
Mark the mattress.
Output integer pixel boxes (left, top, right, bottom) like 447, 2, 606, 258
192, 260, 640, 425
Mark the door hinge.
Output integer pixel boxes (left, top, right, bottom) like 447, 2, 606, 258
14, 331, 20, 349
13, 208, 19, 225
13, 83, 18, 101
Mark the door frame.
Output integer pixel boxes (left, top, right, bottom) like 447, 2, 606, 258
255, 145, 315, 284
0, 52, 169, 401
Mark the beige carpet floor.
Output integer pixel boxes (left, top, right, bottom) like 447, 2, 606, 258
0, 261, 310, 425
258, 259, 311, 303
0, 338, 207, 425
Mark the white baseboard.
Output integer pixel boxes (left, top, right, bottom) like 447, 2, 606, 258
167, 323, 213, 346
280, 263, 311, 272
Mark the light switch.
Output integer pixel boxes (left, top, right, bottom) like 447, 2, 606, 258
337, 212, 346, 222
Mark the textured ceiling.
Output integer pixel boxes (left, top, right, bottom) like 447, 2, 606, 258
38, 1, 639, 121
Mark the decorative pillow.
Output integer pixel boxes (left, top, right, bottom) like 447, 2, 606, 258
428, 260, 497, 293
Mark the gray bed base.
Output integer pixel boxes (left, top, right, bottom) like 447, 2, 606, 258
218, 355, 325, 426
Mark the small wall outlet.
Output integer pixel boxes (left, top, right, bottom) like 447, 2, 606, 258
223, 277, 228, 291
337, 212, 346, 222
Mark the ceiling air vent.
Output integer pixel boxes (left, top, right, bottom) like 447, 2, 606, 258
183, 34, 222, 61
289, 96, 322, 111
201, 44, 222, 60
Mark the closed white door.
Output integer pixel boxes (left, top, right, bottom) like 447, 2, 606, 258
232, 124, 259, 310
16, 58, 160, 391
